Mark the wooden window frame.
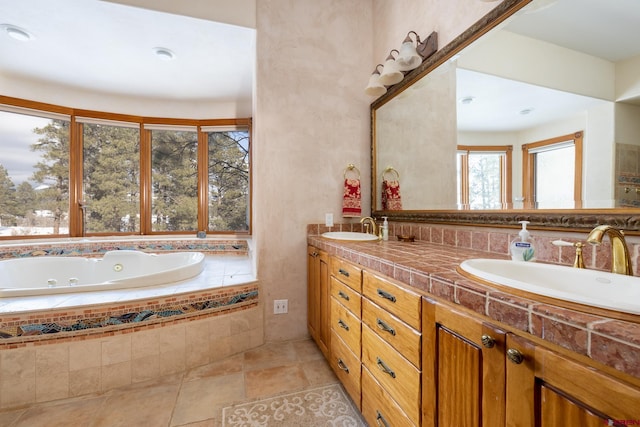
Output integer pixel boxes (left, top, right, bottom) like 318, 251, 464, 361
522, 131, 583, 209
457, 145, 513, 209
0, 95, 252, 239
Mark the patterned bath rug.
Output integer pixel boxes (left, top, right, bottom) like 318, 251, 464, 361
222, 383, 366, 427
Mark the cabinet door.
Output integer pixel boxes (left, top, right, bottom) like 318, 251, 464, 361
506, 333, 640, 427
307, 246, 321, 343
318, 250, 330, 357
307, 246, 329, 357
422, 298, 506, 427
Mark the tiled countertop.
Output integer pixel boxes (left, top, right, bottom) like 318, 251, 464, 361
308, 235, 640, 382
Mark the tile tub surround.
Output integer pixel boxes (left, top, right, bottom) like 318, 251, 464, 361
0, 304, 264, 410
307, 229, 640, 384
0, 237, 265, 409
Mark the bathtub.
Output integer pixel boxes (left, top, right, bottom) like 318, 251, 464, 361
0, 250, 205, 298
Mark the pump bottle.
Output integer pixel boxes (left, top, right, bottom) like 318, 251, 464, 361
510, 221, 536, 261
381, 217, 389, 241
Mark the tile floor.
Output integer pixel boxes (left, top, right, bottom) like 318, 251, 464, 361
0, 339, 344, 427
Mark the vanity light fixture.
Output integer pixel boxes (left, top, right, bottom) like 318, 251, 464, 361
396, 31, 437, 71
2, 24, 33, 41
378, 50, 404, 86
153, 47, 176, 61
365, 64, 387, 97
365, 30, 437, 97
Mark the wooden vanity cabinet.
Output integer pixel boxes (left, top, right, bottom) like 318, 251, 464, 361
505, 334, 640, 427
422, 298, 506, 427
310, 251, 640, 427
307, 245, 330, 358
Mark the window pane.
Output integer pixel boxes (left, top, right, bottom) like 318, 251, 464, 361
468, 153, 502, 209
208, 129, 250, 232
535, 145, 574, 209
83, 123, 140, 233
151, 129, 198, 231
0, 111, 70, 236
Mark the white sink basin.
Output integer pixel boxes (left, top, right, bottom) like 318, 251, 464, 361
321, 231, 379, 241
459, 259, 640, 316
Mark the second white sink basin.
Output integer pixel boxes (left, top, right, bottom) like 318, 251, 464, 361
459, 259, 640, 316
321, 231, 379, 241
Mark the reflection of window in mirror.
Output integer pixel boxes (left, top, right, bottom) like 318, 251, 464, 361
522, 132, 583, 209
457, 145, 512, 210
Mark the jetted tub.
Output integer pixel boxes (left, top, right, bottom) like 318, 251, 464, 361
0, 250, 205, 297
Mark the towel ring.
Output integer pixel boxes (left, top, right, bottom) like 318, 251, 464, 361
344, 164, 361, 180
382, 166, 400, 181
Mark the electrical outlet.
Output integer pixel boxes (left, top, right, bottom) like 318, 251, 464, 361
274, 299, 288, 314
325, 213, 334, 227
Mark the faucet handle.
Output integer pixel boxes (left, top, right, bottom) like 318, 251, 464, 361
553, 240, 585, 269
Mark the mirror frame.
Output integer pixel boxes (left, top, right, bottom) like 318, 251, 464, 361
371, 0, 640, 233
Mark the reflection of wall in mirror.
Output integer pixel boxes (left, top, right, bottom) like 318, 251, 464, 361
376, 64, 457, 210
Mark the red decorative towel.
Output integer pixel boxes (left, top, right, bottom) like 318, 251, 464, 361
342, 178, 362, 217
382, 180, 403, 210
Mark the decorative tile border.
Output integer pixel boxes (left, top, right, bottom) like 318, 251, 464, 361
0, 283, 259, 348
0, 238, 249, 260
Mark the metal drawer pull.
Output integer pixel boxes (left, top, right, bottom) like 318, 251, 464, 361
337, 358, 350, 373
376, 411, 390, 427
338, 268, 350, 277
507, 348, 524, 364
376, 318, 396, 336
338, 291, 350, 301
376, 289, 396, 303
376, 357, 396, 378
338, 319, 350, 331
481, 334, 495, 348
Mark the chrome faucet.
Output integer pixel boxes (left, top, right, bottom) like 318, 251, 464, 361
586, 225, 633, 276
360, 217, 378, 236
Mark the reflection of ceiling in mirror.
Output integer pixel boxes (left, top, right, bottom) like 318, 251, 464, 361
456, 69, 610, 132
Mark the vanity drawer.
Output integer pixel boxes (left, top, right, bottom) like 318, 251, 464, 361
331, 257, 362, 292
330, 296, 361, 355
330, 276, 361, 317
361, 368, 416, 427
363, 271, 421, 330
362, 325, 421, 426
362, 298, 421, 369
330, 330, 361, 409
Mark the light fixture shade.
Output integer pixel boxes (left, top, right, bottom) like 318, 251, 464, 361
378, 57, 404, 86
365, 72, 387, 97
396, 40, 422, 71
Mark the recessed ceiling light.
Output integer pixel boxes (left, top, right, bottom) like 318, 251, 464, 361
2, 24, 33, 42
153, 47, 176, 61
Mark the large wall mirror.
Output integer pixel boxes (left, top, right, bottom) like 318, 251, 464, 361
372, 0, 640, 231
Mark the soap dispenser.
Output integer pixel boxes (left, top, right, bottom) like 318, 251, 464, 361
381, 217, 389, 241
510, 221, 536, 261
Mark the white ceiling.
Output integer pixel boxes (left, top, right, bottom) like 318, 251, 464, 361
0, 0, 255, 104
457, 0, 640, 132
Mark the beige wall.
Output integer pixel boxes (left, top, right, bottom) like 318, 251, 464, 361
254, 0, 373, 341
